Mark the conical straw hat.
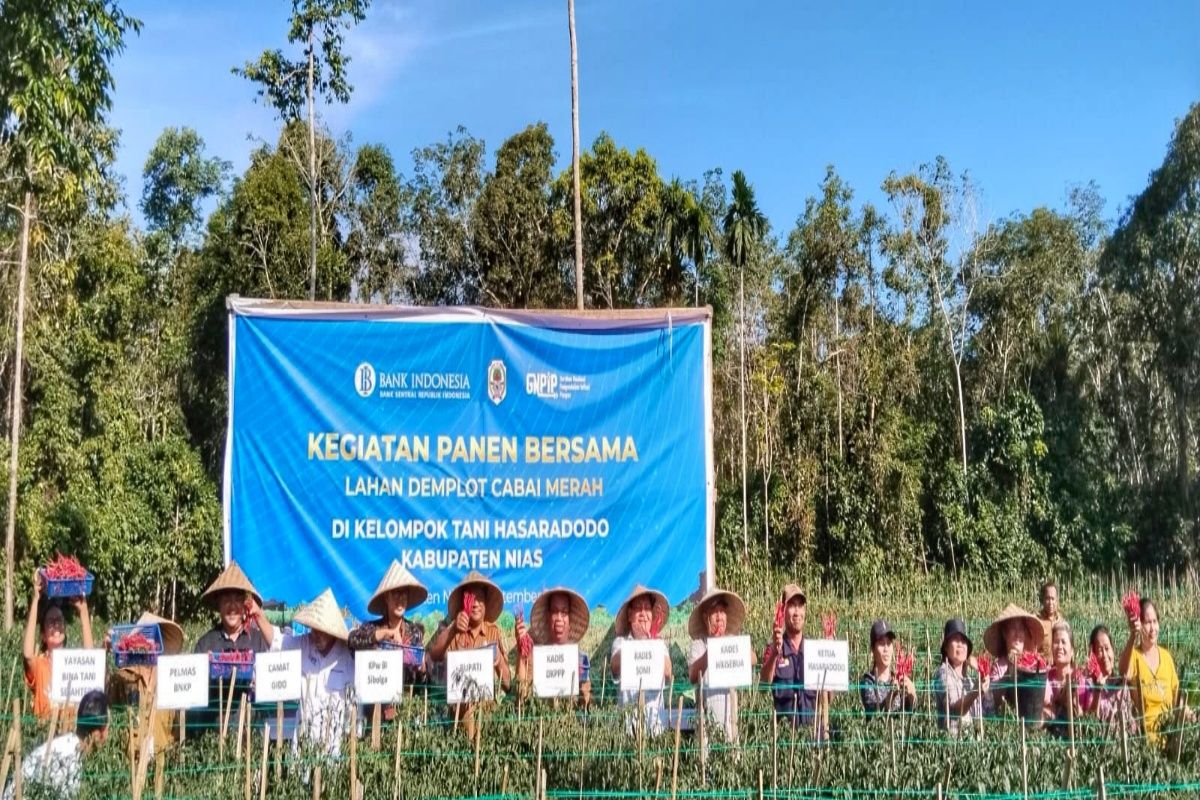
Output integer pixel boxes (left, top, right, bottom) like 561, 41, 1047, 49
983, 603, 1044, 658
447, 571, 504, 623
201, 561, 262, 608
135, 612, 184, 655
530, 587, 590, 644
614, 584, 669, 637
294, 588, 349, 642
367, 560, 429, 617
687, 587, 747, 640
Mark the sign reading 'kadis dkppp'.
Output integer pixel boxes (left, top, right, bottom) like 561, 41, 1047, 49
225, 302, 715, 619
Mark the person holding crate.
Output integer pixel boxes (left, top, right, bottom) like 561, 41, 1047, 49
22, 567, 94, 720
513, 587, 593, 707
107, 612, 185, 755
192, 562, 274, 734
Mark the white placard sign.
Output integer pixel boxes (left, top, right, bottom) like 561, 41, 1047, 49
446, 648, 494, 704
704, 635, 752, 689
533, 644, 579, 698
50, 649, 106, 707
255, 650, 303, 703
355, 649, 406, 705
156, 654, 211, 710
801, 638, 850, 692
618, 639, 666, 692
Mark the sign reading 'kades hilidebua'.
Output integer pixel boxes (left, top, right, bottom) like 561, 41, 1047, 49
802, 639, 850, 692
704, 635, 752, 689
225, 302, 715, 617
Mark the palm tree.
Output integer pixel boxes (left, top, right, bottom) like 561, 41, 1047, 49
659, 179, 714, 305
722, 170, 767, 560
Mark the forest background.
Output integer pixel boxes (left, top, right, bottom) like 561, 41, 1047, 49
1, 0, 1199, 627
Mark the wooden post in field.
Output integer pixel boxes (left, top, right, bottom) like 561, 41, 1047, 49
371, 703, 381, 751
153, 750, 165, 800
349, 703, 359, 800
670, 696, 683, 800
235, 696, 247, 761
312, 765, 322, 800
274, 700, 284, 782
258, 724, 270, 800
392, 712, 404, 800
12, 698, 22, 800
1020, 718, 1029, 800
534, 719, 544, 800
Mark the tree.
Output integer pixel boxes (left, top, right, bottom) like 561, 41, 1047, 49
722, 170, 768, 559
141, 127, 230, 250
235, 0, 370, 300
0, 0, 140, 630
345, 144, 406, 303
659, 178, 715, 307
471, 124, 565, 308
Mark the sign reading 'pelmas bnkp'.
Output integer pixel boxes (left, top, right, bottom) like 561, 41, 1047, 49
225, 301, 714, 618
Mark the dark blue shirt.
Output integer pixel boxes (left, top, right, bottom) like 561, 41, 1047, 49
770, 636, 817, 724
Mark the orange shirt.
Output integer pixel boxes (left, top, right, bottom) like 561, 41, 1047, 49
25, 652, 52, 719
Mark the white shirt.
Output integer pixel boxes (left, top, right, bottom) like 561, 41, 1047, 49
5, 733, 82, 799
274, 633, 354, 754
689, 639, 739, 743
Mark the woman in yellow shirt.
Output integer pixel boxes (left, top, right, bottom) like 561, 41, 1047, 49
1118, 596, 1180, 746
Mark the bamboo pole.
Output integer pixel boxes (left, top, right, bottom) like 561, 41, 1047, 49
312, 765, 322, 800
220, 669, 238, 755
242, 721, 252, 800
258, 724, 270, 800
534, 719, 544, 799
153, 750, 165, 800
371, 702, 381, 750
0, 713, 19, 798
670, 696, 683, 800
234, 696, 247, 761
392, 710, 403, 800
771, 702, 779, 795
11, 699, 21, 800
1020, 716, 1029, 800
349, 703, 359, 800
275, 701, 284, 782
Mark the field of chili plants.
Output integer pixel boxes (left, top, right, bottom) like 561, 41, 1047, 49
1, 567, 1199, 799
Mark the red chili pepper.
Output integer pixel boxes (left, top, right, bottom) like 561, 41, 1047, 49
773, 601, 785, 629
44, 553, 88, 580
1018, 651, 1047, 672
115, 631, 157, 653
243, 598, 257, 632
1121, 589, 1141, 622
821, 612, 838, 639
463, 591, 476, 617
650, 608, 665, 638
975, 653, 992, 678
515, 603, 532, 658
895, 643, 915, 681
1086, 652, 1103, 682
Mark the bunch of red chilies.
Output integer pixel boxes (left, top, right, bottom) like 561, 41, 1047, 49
763, 601, 787, 660
821, 612, 838, 639
463, 591, 476, 617
43, 553, 88, 580
894, 643, 914, 681
115, 631, 157, 654
1018, 651, 1047, 672
1086, 652, 1104, 682
975, 653, 992, 678
650, 608, 664, 638
515, 604, 533, 658
1122, 589, 1141, 621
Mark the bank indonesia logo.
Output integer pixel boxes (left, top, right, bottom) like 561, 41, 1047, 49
487, 360, 507, 405
354, 362, 376, 398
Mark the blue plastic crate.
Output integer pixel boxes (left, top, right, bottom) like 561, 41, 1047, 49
41, 569, 94, 598
209, 650, 255, 681
379, 641, 426, 668
111, 623, 163, 668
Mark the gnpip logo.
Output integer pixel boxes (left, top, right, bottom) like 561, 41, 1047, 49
526, 372, 558, 399
354, 362, 376, 398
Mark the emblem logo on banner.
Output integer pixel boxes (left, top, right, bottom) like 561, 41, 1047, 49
354, 362, 376, 398
487, 359, 506, 404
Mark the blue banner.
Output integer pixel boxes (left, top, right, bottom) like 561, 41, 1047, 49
225, 302, 713, 620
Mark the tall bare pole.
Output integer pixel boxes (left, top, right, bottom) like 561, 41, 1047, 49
5, 192, 32, 630
306, 28, 318, 301
568, 0, 584, 309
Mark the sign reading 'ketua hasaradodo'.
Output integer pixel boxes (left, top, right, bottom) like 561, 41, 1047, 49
802, 638, 850, 692
50, 649, 106, 707
355, 650, 405, 705
447, 647, 494, 704
156, 654, 211, 710
225, 303, 714, 621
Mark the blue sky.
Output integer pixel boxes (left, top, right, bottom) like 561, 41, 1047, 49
110, 1, 1200, 236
